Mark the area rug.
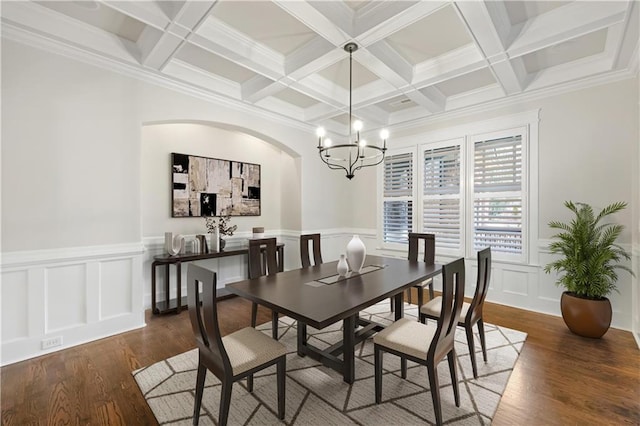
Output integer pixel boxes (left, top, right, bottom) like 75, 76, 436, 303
133, 301, 527, 425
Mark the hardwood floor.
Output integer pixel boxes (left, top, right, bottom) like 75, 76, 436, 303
2, 292, 639, 425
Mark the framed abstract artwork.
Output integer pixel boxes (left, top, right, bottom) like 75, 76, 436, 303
171, 153, 261, 217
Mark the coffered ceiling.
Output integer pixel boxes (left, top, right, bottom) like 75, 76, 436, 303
2, 1, 638, 136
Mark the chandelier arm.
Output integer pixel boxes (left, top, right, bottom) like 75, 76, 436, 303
318, 151, 350, 173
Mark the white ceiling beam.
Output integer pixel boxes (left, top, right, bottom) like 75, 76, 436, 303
304, 103, 342, 124
163, 59, 240, 100
355, 1, 445, 46
612, 2, 639, 70
102, 1, 173, 31
455, 1, 524, 94
241, 76, 286, 104
285, 37, 339, 79
526, 53, 612, 92
193, 18, 284, 80
361, 41, 413, 87
409, 87, 446, 113
352, 105, 390, 127
445, 84, 504, 111
273, 1, 351, 47
300, 1, 354, 38
413, 44, 486, 87
508, 1, 628, 59
2, 1, 141, 63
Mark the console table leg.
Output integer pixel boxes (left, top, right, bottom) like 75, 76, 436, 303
164, 264, 170, 313
176, 263, 182, 314
151, 262, 158, 314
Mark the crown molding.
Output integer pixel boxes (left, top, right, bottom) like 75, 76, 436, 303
1, 23, 314, 134
390, 67, 637, 134
3, 21, 637, 141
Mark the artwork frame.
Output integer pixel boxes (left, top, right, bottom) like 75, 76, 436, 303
171, 152, 261, 217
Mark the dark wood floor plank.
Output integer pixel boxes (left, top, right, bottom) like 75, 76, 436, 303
1, 291, 638, 425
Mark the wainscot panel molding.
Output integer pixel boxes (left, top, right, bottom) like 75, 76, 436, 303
0, 243, 145, 366
370, 235, 633, 332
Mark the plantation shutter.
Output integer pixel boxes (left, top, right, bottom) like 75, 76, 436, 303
422, 145, 462, 251
473, 135, 523, 254
383, 152, 413, 243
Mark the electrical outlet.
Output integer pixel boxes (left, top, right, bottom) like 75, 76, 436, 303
41, 336, 63, 350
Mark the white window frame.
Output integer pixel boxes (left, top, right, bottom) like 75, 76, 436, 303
379, 110, 539, 266
466, 127, 529, 263
378, 146, 417, 252
420, 138, 466, 258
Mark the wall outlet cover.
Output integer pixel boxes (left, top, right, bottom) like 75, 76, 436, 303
41, 336, 63, 350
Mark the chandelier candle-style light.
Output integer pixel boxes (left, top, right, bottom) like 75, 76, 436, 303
316, 42, 388, 180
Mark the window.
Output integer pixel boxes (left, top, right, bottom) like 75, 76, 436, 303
423, 142, 463, 253
380, 112, 537, 265
382, 151, 413, 244
472, 135, 523, 255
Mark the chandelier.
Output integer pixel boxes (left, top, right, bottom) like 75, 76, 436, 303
316, 42, 388, 180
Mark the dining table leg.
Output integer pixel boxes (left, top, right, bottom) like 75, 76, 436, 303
297, 321, 307, 357
342, 315, 356, 384
393, 292, 404, 321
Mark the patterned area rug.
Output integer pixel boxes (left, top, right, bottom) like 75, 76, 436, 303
133, 301, 526, 425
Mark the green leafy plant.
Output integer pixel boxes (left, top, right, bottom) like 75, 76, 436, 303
544, 201, 634, 299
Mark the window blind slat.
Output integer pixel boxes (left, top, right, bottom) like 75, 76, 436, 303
383, 152, 414, 243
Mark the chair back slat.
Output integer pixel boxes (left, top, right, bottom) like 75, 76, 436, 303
300, 233, 323, 267
429, 257, 465, 361
249, 238, 279, 279
466, 247, 491, 323
408, 233, 435, 265
187, 264, 231, 374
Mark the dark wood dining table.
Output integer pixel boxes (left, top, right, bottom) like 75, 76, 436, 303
226, 254, 442, 383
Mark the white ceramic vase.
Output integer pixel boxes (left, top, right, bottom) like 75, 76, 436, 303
210, 226, 220, 252
337, 254, 349, 277
165, 232, 185, 256
346, 235, 366, 273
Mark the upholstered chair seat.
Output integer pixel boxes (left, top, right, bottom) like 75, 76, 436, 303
373, 318, 437, 360
420, 298, 471, 323
222, 327, 287, 376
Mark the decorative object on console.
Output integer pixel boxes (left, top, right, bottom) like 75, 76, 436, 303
346, 235, 366, 273
252, 227, 265, 239
315, 42, 388, 180
544, 201, 634, 338
171, 152, 260, 217
195, 235, 208, 254
164, 232, 185, 256
337, 254, 349, 277
205, 211, 236, 251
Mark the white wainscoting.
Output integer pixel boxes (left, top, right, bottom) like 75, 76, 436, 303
367, 232, 634, 332
0, 243, 145, 366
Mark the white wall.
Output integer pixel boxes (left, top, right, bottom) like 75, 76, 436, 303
0, 39, 351, 365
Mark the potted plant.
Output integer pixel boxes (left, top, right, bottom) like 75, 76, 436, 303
544, 201, 634, 338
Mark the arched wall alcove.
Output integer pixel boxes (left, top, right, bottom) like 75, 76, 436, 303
141, 120, 302, 240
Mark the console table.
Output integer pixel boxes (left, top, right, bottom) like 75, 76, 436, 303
151, 243, 284, 315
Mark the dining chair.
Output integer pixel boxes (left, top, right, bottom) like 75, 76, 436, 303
390, 233, 435, 313
248, 237, 281, 339
374, 257, 465, 426
186, 264, 286, 426
300, 233, 323, 267
420, 247, 491, 379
